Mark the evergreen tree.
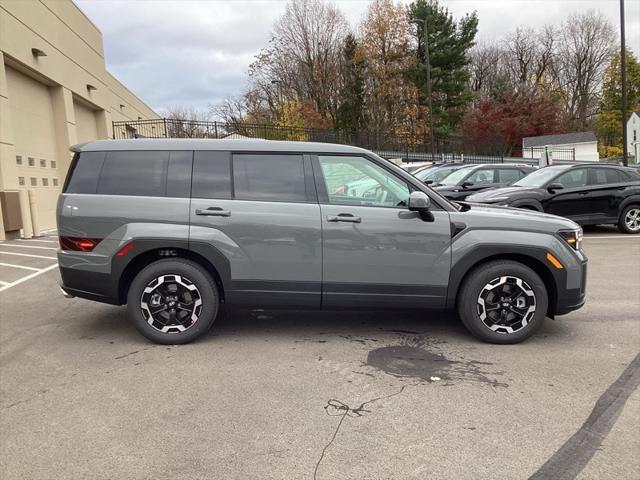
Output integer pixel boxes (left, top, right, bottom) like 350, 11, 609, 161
335, 34, 366, 138
408, 0, 478, 137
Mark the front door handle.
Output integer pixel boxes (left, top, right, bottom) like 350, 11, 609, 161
196, 207, 231, 217
327, 213, 361, 223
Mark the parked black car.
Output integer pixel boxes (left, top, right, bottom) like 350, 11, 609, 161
433, 164, 535, 201
466, 164, 640, 234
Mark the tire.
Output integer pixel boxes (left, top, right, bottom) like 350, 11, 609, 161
126, 259, 219, 344
457, 260, 548, 344
618, 205, 640, 234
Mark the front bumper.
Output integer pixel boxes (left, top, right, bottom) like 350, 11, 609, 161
553, 257, 587, 315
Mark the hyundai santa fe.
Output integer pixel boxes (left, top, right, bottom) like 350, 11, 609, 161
57, 139, 587, 345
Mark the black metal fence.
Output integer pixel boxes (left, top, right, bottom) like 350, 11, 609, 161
112, 118, 578, 164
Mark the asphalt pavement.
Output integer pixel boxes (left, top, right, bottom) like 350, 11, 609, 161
0, 228, 638, 480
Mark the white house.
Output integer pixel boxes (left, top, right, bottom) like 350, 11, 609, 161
522, 132, 599, 162
627, 112, 640, 161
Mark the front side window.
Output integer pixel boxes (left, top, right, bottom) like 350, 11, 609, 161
318, 155, 410, 207
466, 168, 495, 185
554, 168, 588, 188
97, 151, 169, 197
233, 154, 307, 202
439, 166, 474, 185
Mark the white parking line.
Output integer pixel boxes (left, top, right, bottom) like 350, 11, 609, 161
0, 251, 57, 260
15, 238, 58, 245
0, 264, 59, 292
0, 243, 58, 251
584, 236, 639, 240
0, 280, 9, 286
0, 262, 43, 272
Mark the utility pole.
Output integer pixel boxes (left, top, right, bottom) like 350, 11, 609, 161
620, 0, 628, 166
410, 18, 436, 160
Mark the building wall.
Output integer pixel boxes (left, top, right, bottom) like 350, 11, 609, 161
627, 113, 639, 161
522, 142, 599, 162
0, 0, 159, 236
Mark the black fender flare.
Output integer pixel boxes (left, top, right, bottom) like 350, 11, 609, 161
113, 238, 231, 304
509, 199, 544, 211
618, 195, 640, 216
445, 244, 565, 313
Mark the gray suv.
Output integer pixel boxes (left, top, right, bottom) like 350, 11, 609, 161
57, 139, 587, 344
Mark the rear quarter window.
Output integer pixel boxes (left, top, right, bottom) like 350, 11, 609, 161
97, 151, 169, 197
64, 151, 106, 194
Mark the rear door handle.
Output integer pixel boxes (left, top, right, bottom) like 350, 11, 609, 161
196, 207, 231, 217
327, 214, 361, 223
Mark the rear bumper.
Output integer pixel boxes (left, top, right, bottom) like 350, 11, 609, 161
59, 265, 120, 305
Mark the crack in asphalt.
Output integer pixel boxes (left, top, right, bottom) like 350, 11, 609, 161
313, 383, 418, 480
529, 352, 640, 480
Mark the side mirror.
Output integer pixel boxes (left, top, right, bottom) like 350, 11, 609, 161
547, 183, 564, 192
424, 179, 434, 185
408, 191, 431, 211
461, 181, 474, 188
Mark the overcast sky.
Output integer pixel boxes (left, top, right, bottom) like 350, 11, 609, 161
76, 0, 640, 115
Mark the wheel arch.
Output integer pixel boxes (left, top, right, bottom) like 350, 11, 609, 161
619, 195, 640, 214
116, 242, 230, 305
510, 199, 543, 211
447, 248, 560, 316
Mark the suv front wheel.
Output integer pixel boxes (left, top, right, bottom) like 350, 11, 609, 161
457, 260, 548, 344
127, 259, 220, 344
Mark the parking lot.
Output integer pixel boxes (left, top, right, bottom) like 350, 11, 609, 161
0, 227, 638, 480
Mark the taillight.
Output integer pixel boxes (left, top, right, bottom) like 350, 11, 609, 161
59, 236, 102, 252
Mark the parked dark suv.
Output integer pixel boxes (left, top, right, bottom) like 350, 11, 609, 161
58, 140, 587, 345
466, 164, 640, 234
433, 164, 535, 201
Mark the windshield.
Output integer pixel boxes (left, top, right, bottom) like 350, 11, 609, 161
513, 166, 570, 187
439, 166, 474, 186
416, 165, 460, 182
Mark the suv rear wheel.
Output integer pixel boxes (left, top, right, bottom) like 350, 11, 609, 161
457, 260, 548, 344
618, 205, 640, 234
126, 259, 219, 344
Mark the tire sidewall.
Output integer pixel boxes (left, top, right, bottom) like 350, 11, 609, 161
458, 261, 548, 344
618, 205, 640, 234
126, 259, 219, 344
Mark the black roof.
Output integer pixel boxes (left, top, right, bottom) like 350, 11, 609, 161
522, 132, 596, 148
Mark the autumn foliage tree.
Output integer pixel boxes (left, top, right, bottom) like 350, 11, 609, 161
462, 91, 564, 156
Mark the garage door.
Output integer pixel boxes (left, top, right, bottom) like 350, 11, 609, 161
74, 99, 99, 144
6, 66, 59, 231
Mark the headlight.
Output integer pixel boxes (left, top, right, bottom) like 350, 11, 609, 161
558, 228, 583, 250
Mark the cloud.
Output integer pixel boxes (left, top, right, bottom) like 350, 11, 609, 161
76, 0, 639, 114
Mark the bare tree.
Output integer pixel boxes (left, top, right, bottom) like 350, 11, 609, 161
554, 10, 615, 129
164, 105, 213, 138
469, 41, 507, 94
248, 0, 351, 125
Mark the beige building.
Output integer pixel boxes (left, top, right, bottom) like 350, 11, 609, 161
0, 0, 159, 238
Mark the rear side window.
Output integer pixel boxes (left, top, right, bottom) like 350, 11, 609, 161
192, 151, 232, 199
97, 151, 169, 196
166, 151, 193, 197
64, 151, 106, 194
233, 154, 307, 202
498, 168, 523, 184
592, 168, 626, 185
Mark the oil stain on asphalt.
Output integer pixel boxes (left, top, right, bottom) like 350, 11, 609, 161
366, 337, 507, 387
